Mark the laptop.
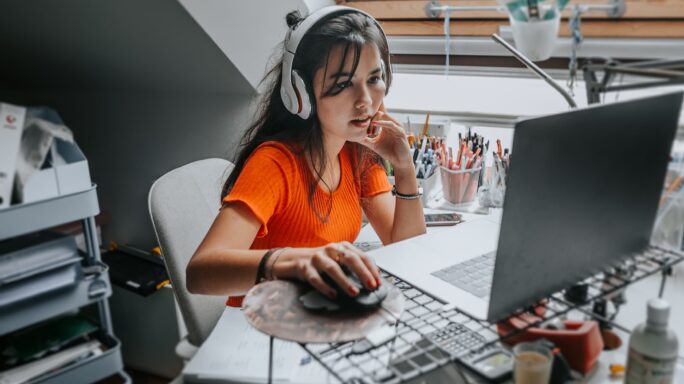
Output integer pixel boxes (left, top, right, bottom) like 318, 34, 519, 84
372, 92, 683, 321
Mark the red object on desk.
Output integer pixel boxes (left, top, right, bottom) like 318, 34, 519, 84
497, 316, 604, 374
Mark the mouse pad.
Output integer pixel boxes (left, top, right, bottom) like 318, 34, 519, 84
243, 279, 404, 343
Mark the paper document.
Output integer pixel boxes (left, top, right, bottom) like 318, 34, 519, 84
184, 307, 331, 384
0, 263, 78, 307
0, 340, 102, 384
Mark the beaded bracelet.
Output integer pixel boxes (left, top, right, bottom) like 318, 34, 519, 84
391, 185, 423, 200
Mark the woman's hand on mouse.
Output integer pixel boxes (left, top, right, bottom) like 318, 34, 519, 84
271, 241, 381, 300
357, 111, 413, 171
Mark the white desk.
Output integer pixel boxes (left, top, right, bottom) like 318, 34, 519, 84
183, 211, 684, 383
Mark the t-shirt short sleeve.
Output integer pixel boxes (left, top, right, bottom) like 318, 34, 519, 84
223, 144, 295, 237
361, 162, 392, 198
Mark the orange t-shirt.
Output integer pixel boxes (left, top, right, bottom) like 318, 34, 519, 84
223, 141, 391, 306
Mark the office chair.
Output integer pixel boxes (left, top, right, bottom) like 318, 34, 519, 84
148, 158, 234, 359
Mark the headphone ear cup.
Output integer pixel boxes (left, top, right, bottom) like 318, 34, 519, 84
303, 73, 316, 118
292, 70, 313, 120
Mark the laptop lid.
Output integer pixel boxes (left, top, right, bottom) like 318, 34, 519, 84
487, 92, 683, 321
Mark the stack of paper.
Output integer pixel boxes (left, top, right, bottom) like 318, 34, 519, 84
0, 232, 80, 307
183, 307, 331, 384
0, 340, 102, 384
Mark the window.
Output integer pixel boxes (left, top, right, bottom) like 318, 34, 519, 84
341, 0, 684, 38
339, 0, 684, 64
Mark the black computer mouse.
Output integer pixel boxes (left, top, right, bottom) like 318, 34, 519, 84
320, 266, 389, 311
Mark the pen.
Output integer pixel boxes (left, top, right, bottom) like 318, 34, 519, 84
470, 147, 480, 168
422, 112, 430, 139
425, 163, 434, 179
415, 137, 428, 170
527, 0, 540, 19
416, 163, 425, 179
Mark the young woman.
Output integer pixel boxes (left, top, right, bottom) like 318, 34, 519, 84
186, 7, 426, 305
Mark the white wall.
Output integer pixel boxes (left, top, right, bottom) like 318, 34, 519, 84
179, 0, 310, 92
385, 72, 684, 125
385, 73, 585, 117
303, 0, 335, 11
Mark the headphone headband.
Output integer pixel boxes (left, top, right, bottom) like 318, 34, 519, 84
280, 6, 389, 119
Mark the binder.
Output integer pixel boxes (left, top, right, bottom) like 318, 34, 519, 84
0, 102, 26, 209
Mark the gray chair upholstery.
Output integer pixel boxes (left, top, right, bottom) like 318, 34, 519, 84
148, 158, 234, 347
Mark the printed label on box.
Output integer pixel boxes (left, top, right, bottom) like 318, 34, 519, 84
0, 103, 27, 208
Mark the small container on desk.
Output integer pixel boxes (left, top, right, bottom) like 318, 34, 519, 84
417, 171, 440, 206
389, 174, 440, 207
439, 166, 482, 205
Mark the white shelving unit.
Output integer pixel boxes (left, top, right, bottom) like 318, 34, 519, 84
0, 185, 130, 383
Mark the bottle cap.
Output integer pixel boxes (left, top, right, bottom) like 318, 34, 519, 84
564, 283, 588, 304
646, 298, 670, 327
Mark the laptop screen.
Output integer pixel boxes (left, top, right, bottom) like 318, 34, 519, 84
487, 92, 683, 321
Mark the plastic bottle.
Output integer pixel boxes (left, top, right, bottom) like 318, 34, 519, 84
563, 283, 591, 322
625, 298, 679, 384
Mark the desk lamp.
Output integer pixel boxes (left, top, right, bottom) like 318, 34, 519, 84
491, 33, 577, 109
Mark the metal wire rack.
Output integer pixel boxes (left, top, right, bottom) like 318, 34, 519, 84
301, 246, 683, 384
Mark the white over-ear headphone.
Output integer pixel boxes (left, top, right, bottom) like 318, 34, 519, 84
280, 6, 389, 120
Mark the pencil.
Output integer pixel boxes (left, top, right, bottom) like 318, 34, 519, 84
456, 142, 466, 169
422, 112, 430, 139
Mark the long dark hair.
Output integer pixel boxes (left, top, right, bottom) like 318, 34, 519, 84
222, 10, 392, 221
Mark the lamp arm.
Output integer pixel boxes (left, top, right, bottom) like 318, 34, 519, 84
492, 33, 578, 109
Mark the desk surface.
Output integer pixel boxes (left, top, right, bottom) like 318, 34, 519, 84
184, 209, 684, 384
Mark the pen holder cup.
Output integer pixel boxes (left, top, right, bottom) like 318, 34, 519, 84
509, 11, 560, 62
440, 166, 482, 205
418, 170, 440, 206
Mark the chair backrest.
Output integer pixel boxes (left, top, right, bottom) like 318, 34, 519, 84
148, 158, 234, 346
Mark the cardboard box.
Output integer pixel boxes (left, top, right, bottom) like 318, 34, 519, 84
0, 103, 26, 209
19, 137, 92, 204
